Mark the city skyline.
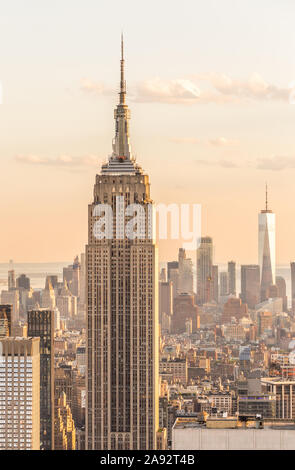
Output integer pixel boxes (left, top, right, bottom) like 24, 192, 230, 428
3, 1, 295, 455
1, 1, 295, 263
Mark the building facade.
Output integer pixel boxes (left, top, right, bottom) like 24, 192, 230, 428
0, 337, 40, 450
240, 265, 260, 309
197, 236, 213, 305
86, 37, 159, 450
28, 309, 55, 450
258, 187, 276, 302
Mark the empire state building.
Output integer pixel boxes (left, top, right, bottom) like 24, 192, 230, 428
86, 37, 159, 450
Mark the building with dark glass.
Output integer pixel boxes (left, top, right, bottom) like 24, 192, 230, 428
28, 308, 55, 450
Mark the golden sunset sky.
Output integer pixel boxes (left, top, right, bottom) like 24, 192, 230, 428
1, 0, 295, 264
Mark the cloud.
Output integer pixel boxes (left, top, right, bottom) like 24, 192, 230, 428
256, 156, 295, 171
195, 159, 238, 168
131, 73, 293, 105
133, 78, 201, 104
80, 79, 113, 96
81, 72, 293, 105
209, 137, 239, 146
15, 154, 99, 169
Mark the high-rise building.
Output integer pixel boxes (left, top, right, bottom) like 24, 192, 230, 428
79, 252, 86, 306
171, 293, 200, 334
8, 269, 15, 291
228, 261, 236, 296
259, 185, 276, 302
0, 337, 40, 450
178, 248, 193, 294
72, 255, 81, 297
28, 309, 55, 450
220, 272, 229, 297
0, 304, 12, 337
86, 37, 159, 450
221, 298, 248, 324
197, 236, 213, 305
16, 274, 30, 290
159, 281, 173, 331
167, 261, 178, 282
257, 310, 273, 335
42, 279, 56, 310
167, 261, 179, 298
1, 289, 19, 324
45, 275, 58, 290
212, 265, 219, 303
240, 265, 260, 309
54, 393, 76, 450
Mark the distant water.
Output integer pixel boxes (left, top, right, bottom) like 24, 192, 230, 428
0, 262, 70, 291
0, 262, 292, 307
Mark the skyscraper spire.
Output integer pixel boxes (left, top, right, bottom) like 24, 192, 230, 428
108, 34, 132, 164
265, 182, 268, 211
119, 33, 126, 105
101, 35, 142, 174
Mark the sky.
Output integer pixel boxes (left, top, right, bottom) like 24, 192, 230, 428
1, 0, 295, 264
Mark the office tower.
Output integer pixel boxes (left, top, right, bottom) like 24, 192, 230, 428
55, 365, 73, 408
72, 255, 81, 297
0, 304, 12, 336
42, 279, 56, 310
167, 261, 179, 281
0, 337, 40, 450
16, 274, 30, 290
63, 265, 74, 286
178, 248, 193, 294
79, 252, 86, 306
220, 272, 229, 297
197, 236, 213, 305
167, 261, 179, 298
228, 261, 236, 296
1, 289, 19, 323
212, 265, 219, 303
171, 293, 200, 334
159, 281, 173, 331
86, 37, 158, 450
72, 372, 86, 429
240, 265, 260, 309
45, 275, 58, 290
63, 256, 81, 297
259, 185, 276, 301
28, 309, 55, 450
159, 268, 167, 282
54, 393, 76, 450
276, 277, 287, 312
257, 310, 273, 335
8, 269, 15, 291
221, 298, 248, 324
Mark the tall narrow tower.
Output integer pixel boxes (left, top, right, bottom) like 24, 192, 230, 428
86, 37, 159, 450
258, 184, 276, 301
196, 236, 213, 305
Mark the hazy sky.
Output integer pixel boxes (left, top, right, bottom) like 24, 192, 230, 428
1, 0, 295, 263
